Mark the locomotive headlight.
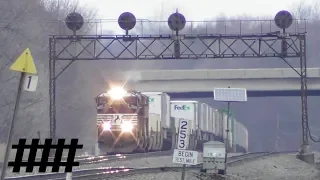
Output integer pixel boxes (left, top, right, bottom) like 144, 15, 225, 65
107, 87, 127, 100
102, 122, 111, 131
121, 121, 133, 132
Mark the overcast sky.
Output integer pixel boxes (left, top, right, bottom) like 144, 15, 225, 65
80, 0, 316, 19
77, 0, 316, 34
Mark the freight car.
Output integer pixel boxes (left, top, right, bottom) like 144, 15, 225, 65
234, 120, 248, 153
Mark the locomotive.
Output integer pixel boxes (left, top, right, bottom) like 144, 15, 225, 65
96, 87, 150, 153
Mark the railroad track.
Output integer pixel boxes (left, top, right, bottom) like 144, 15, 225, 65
4, 150, 173, 180
77, 150, 173, 165
0, 154, 100, 168
226, 151, 296, 167
5, 151, 297, 180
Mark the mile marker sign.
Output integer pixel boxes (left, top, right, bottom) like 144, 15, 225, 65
173, 149, 198, 165
172, 118, 198, 166
23, 74, 38, 92
177, 118, 189, 150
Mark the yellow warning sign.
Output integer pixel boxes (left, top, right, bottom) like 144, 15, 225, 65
10, 48, 37, 74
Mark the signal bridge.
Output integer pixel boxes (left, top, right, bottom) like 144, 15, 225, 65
49, 10, 313, 164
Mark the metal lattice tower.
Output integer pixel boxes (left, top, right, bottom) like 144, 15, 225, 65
48, 10, 313, 163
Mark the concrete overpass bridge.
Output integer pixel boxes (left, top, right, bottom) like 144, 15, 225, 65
114, 68, 320, 98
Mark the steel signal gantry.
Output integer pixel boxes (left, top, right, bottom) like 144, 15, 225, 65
49, 10, 313, 163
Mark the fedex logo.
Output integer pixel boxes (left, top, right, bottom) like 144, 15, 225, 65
174, 105, 190, 110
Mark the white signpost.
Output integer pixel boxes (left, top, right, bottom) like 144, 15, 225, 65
172, 118, 198, 180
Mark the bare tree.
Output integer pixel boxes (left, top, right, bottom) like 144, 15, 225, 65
0, 0, 96, 158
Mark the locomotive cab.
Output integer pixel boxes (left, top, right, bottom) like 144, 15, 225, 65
96, 87, 149, 153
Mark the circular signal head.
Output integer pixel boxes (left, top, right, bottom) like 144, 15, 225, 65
168, 12, 186, 31
118, 12, 136, 31
65, 12, 84, 31
274, 10, 293, 29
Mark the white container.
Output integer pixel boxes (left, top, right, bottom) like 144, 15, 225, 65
170, 100, 201, 132
234, 121, 249, 152
208, 107, 213, 133
199, 103, 209, 132
222, 113, 233, 148
142, 92, 170, 129
214, 110, 223, 137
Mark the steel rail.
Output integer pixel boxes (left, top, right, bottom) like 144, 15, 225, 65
5, 151, 297, 180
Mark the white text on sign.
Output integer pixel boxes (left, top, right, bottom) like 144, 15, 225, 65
172, 149, 198, 165
177, 119, 189, 149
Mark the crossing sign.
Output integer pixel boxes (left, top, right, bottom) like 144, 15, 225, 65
177, 119, 189, 150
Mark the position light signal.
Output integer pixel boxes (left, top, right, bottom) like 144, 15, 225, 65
118, 12, 136, 31
65, 12, 84, 34
274, 10, 292, 57
168, 12, 186, 32
274, 10, 293, 29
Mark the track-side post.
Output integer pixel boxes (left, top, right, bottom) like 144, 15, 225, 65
172, 119, 198, 180
296, 34, 315, 164
66, 172, 72, 180
49, 37, 56, 146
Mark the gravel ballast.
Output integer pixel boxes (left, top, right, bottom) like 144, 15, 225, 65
4, 155, 181, 177
4, 153, 320, 179
102, 153, 320, 180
